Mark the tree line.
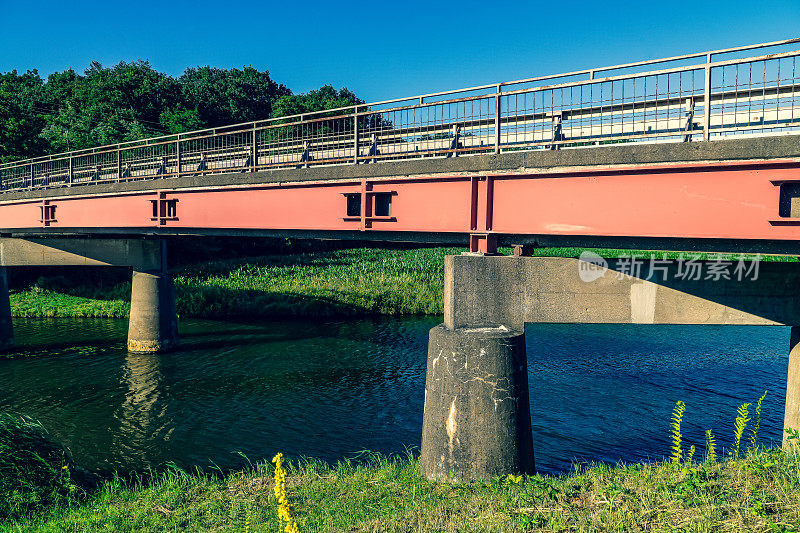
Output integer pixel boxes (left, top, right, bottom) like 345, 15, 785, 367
0, 60, 363, 163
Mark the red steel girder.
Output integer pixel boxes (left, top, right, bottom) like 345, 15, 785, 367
1, 159, 800, 246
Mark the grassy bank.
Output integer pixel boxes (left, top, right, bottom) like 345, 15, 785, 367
10, 247, 453, 319
4, 449, 800, 532
10, 247, 794, 320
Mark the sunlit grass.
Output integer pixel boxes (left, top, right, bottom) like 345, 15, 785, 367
5, 449, 800, 532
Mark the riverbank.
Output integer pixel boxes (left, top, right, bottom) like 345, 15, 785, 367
9, 246, 793, 319
5, 449, 800, 531
10, 247, 453, 319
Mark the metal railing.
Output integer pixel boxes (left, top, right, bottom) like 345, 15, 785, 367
3, 38, 800, 193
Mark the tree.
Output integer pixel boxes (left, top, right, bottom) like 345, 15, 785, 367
179, 66, 290, 127
39, 60, 183, 149
269, 85, 362, 119
0, 70, 48, 162
0, 61, 365, 161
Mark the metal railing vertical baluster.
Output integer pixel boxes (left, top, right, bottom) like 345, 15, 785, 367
704, 53, 712, 141
116, 147, 122, 182
176, 136, 182, 177
494, 85, 501, 154
353, 108, 360, 164
252, 126, 258, 173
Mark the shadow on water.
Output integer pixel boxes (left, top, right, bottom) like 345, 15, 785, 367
0, 317, 791, 477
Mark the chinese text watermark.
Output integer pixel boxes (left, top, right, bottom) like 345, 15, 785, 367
578, 252, 761, 282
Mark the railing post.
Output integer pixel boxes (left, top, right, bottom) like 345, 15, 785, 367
703, 53, 712, 142
116, 148, 122, 182
176, 137, 182, 177
251, 125, 258, 173
29, 163, 34, 188
494, 85, 501, 154
353, 108, 360, 164
68, 157, 73, 186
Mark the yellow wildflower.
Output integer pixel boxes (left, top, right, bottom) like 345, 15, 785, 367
272, 452, 299, 532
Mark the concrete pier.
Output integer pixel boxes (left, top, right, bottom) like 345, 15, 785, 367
0, 267, 13, 351
420, 324, 534, 482
420, 253, 800, 479
785, 326, 800, 449
127, 270, 178, 353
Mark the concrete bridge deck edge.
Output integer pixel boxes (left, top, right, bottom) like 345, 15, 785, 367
3, 135, 800, 202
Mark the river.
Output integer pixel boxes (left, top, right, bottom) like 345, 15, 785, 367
0, 317, 790, 476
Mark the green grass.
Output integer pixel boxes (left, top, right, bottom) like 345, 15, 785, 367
10, 289, 130, 318
4, 449, 800, 532
9, 246, 796, 320
173, 247, 450, 318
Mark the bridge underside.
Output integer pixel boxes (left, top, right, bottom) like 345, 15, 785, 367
1, 135, 800, 255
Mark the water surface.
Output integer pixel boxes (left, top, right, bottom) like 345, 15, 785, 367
0, 317, 790, 475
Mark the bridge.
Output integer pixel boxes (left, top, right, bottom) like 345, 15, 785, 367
3, 38, 800, 480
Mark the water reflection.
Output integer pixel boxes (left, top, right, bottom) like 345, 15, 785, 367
114, 352, 168, 461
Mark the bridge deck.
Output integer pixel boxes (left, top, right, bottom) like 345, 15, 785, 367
1, 135, 800, 255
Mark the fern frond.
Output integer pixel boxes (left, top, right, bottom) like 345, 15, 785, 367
686, 445, 696, 464
670, 401, 686, 464
732, 402, 751, 460
748, 390, 768, 454
705, 429, 717, 464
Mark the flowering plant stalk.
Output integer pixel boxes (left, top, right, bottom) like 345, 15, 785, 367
272, 453, 299, 533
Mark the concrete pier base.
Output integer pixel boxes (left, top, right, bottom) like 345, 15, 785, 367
0, 267, 13, 351
784, 326, 800, 449
127, 270, 178, 353
420, 323, 534, 482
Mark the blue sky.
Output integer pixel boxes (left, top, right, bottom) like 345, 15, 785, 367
2, 0, 800, 104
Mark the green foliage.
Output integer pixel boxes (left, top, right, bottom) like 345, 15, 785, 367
732, 402, 752, 460
269, 84, 361, 120
179, 65, 289, 128
0, 70, 49, 162
39, 61, 183, 151
705, 429, 717, 464
686, 445, 696, 464
786, 427, 800, 451
748, 390, 768, 454
7, 247, 453, 320
10, 289, 130, 318
0, 414, 78, 521
0, 62, 360, 162
670, 401, 686, 464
